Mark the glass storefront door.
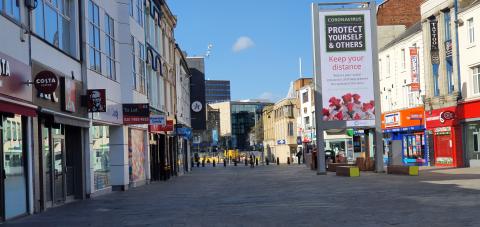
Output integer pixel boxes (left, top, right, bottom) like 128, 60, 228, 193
466, 123, 480, 167
53, 136, 66, 203
2, 115, 27, 220
43, 124, 66, 206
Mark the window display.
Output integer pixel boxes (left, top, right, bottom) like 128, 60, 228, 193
91, 126, 110, 190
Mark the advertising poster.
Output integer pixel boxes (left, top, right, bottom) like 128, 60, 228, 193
409, 48, 420, 91
128, 129, 145, 182
319, 10, 375, 127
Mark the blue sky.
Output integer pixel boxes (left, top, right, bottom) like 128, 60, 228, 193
168, 0, 382, 102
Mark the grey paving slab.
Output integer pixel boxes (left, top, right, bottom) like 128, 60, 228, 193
5, 165, 480, 227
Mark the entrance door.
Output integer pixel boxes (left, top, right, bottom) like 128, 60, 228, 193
52, 135, 66, 203
435, 134, 453, 165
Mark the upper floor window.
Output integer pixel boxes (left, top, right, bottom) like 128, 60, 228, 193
468, 18, 475, 44
131, 36, 136, 89
401, 49, 406, 70
129, 0, 133, 17
0, 0, 20, 21
88, 0, 101, 72
302, 92, 308, 103
287, 122, 294, 136
386, 55, 390, 76
137, 42, 146, 94
473, 66, 480, 95
136, 0, 144, 27
105, 13, 116, 80
34, 0, 75, 56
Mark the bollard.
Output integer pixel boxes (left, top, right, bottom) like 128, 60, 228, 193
266, 158, 269, 165
277, 157, 280, 165
223, 159, 227, 167
287, 157, 291, 165
245, 158, 248, 166
202, 159, 205, 167
256, 158, 259, 166
213, 160, 216, 167
234, 160, 237, 166
197, 161, 200, 168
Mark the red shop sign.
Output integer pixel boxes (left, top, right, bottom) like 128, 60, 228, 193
149, 120, 174, 132
34, 71, 58, 94
440, 111, 455, 123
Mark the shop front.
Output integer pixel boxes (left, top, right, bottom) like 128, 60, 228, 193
148, 113, 169, 181
175, 125, 191, 175
32, 64, 89, 210
0, 51, 36, 220
382, 107, 428, 166
425, 106, 463, 167
457, 100, 480, 167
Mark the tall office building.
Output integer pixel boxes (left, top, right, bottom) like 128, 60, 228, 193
205, 80, 231, 104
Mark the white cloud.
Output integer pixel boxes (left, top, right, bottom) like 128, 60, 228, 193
232, 36, 255, 52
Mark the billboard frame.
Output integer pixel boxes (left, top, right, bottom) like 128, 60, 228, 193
311, 1, 383, 174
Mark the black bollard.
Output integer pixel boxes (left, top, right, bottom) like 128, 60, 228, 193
197, 161, 200, 167
213, 160, 216, 167
277, 157, 280, 165
245, 158, 248, 166
223, 159, 227, 167
266, 158, 269, 165
202, 159, 205, 167
234, 160, 237, 166
287, 157, 291, 165
255, 158, 258, 166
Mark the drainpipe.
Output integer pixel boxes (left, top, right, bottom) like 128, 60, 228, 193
454, 0, 462, 100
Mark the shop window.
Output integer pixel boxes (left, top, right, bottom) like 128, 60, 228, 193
91, 126, 110, 190
0, 0, 20, 21
34, 0, 74, 56
473, 66, 480, 94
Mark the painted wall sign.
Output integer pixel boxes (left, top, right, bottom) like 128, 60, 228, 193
123, 103, 149, 124
34, 71, 58, 94
318, 10, 375, 127
87, 89, 107, 112
409, 47, 420, 91
0, 58, 11, 77
62, 77, 76, 112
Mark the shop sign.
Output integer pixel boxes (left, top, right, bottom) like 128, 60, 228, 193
440, 111, 455, 123
62, 77, 76, 112
318, 11, 375, 126
87, 89, 107, 112
445, 40, 453, 58
0, 58, 11, 77
277, 139, 286, 145
176, 127, 192, 138
434, 127, 451, 135
34, 71, 58, 94
149, 119, 173, 132
409, 114, 423, 120
384, 112, 401, 128
149, 114, 166, 126
123, 103, 149, 124
409, 47, 420, 91
430, 20, 439, 51
191, 101, 202, 112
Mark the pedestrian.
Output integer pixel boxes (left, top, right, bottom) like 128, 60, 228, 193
287, 157, 291, 165
277, 157, 280, 165
296, 151, 302, 165
266, 157, 269, 165
255, 157, 259, 166
223, 158, 227, 167
202, 158, 205, 167
191, 157, 195, 168
244, 157, 248, 166
250, 157, 254, 168
213, 159, 216, 167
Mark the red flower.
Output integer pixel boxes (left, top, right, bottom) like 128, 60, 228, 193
342, 93, 353, 103
347, 103, 354, 112
353, 94, 361, 103
354, 113, 361, 120
335, 111, 343, 120
322, 108, 330, 116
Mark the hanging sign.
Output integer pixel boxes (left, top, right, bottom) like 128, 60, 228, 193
0, 58, 10, 77
318, 10, 375, 127
62, 77, 77, 112
87, 89, 107, 112
409, 47, 420, 91
123, 103, 149, 124
34, 71, 58, 94
430, 20, 439, 51
149, 114, 166, 125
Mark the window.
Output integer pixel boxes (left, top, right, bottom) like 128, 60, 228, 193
473, 66, 480, 94
137, 42, 146, 94
88, 0, 101, 72
302, 92, 308, 103
379, 59, 382, 76
401, 49, 406, 70
136, 0, 143, 27
1, 0, 20, 21
287, 122, 294, 136
304, 116, 310, 125
386, 55, 390, 76
433, 64, 440, 96
468, 18, 475, 44
34, 0, 73, 55
131, 36, 136, 89
446, 58, 454, 93
105, 14, 116, 80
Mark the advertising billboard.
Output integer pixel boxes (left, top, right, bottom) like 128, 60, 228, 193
318, 10, 375, 127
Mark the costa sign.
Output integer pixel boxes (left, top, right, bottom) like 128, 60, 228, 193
34, 71, 58, 94
440, 111, 455, 123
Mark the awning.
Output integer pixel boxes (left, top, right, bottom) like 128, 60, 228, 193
40, 108, 90, 128
0, 99, 37, 117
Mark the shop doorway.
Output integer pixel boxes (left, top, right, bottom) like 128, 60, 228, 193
42, 123, 83, 208
435, 134, 453, 165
